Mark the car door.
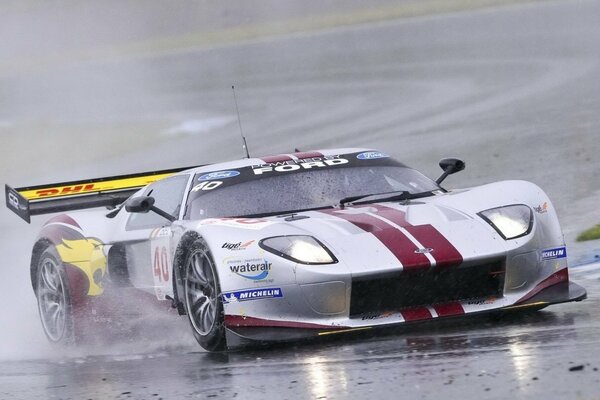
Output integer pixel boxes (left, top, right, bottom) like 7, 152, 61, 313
118, 174, 191, 299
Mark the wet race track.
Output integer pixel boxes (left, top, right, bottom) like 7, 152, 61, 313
2, 0, 600, 398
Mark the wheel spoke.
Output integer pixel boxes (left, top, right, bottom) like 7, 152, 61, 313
41, 262, 57, 291
204, 300, 215, 328
46, 302, 60, 314
187, 286, 202, 302
193, 254, 209, 287
37, 256, 67, 342
192, 296, 208, 317
185, 248, 219, 336
38, 287, 54, 300
195, 297, 213, 332
187, 271, 201, 285
50, 303, 61, 322
52, 308, 64, 337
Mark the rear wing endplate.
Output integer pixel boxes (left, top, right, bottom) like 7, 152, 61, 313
5, 166, 198, 223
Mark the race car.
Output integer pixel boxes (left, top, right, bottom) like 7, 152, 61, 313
5, 149, 586, 351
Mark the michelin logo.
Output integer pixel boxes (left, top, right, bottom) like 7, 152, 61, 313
222, 288, 283, 303
541, 246, 567, 261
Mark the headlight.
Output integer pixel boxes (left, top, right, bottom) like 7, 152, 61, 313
478, 204, 533, 240
259, 235, 338, 265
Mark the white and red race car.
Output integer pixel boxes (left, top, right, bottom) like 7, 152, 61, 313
5, 149, 586, 351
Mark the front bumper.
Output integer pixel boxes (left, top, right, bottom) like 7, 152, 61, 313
223, 272, 586, 349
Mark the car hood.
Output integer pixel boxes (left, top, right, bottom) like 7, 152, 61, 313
192, 180, 554, 276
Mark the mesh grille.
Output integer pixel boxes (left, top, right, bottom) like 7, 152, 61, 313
350, 261, 505, 317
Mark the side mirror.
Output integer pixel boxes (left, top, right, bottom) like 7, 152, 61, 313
125, 196, 176, 222
436, 158, 465, 184
125, 196, 155, 213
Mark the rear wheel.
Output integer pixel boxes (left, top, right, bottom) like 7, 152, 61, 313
183, 239, 226, 351
36, 247, 74, 344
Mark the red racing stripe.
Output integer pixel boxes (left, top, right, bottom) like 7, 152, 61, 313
516, 268, 569, 304
404, 225, 463, 267
293, 151, 323, 159
44, 214, 82, 229
369, 204, 463, 268
368, 204, 409, 226
433, 302, 465, 317
260, 154, 294, 163
400, 307, 432, 321
321, 208, 430, 270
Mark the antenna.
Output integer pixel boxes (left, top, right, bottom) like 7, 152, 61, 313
232, 85, 250, 158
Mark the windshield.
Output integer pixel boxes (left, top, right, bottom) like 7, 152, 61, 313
186, 156, 439, 219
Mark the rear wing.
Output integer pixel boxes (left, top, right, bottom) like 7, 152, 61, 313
5, 166, 198, 223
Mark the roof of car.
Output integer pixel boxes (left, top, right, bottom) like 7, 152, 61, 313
182, 148, 376, 175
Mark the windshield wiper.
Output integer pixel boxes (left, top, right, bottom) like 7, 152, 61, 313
339, 190, 434, 208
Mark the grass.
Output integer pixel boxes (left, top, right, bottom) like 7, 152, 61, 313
576, 224, 600, 242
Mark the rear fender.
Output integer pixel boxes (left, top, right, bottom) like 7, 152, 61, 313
34, 214, 108, 298
30, 238, 53, 293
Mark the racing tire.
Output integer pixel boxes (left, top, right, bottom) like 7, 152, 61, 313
183, 239, 226, 351
35, 247, 75, 345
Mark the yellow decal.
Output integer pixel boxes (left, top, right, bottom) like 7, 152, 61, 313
55, 238, 107, 296
20, 173, 175, 201
318, 327, 372, 336
503, 301, 548, 311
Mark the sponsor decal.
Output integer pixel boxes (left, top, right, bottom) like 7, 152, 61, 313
7, 192, 21, 209
191, 181, 223, 192
222, 240, 255, 251
361, 311, 395, 321
228, 258, 272, 280
36, 184, 96, 198
466, 296, 497, 306
541, 246, 567, 261
222, 287, 283, 303
534, 202, 548, 214
414, 247, 434, 254
251, 155, 349, 175
198, 170, 240, 181
357, 151, 389, 160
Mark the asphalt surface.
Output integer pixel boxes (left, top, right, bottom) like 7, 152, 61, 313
1, 281, 599, 399
2, 0, 600, 399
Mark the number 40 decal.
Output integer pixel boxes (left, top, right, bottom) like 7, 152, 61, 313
153, 246, 170, 282
192, 181, 222, 192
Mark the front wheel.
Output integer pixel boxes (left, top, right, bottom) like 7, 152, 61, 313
183, 239, 226, 351
36, 247, 75, 344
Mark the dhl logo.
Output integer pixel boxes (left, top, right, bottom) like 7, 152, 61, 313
36, 184, 96, 198
18, 172, 176, 201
